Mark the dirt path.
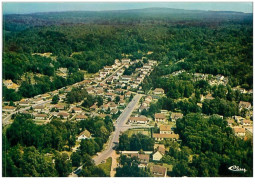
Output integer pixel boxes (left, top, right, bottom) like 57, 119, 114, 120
110, 151, 120, 177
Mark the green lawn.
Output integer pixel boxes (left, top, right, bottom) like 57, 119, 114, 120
125, 129, 151, 137
97, 157, 112, 177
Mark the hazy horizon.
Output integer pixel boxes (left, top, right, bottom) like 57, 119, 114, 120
3, 2, 253, 15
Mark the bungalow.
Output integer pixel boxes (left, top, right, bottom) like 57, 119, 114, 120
115, 59, 121, 66
72, 107, 83, 113
129, 116, 149, 124
58, 112, 69, 119
109, 102, 117, 110
105, 93, 114, 100
139, 105, 149, 113
131, 153, 150, 165
116, 70, 124, 76
233, 126, 246, 137
2, 106, 16, 112
201, 93, 214, 101
153, 88, 164, 95
131, 83, 139, 89
151, 165, 167, 177
121, 75, 132, 83
41, 93, 51, 100
77, 130, 91, 141
90, 104, 98, 111
241, 119, 252, 126
75, 115, 87, 121
239, 101, 251, 110
121, 58, 130, 64
34, 105, 45, 112
54, 104, 65, 110
152, 151, 164, 161
233, 115, 245, 123
227, 119, 235, 127
104, 66, 113, 71
3, 79, 19, 91
171, 113, 183, 122
125, 91, 132, 98
145, 96, 152, 102
153, 133, 179, 141
33, 98, 44, 104
96, 89, 104, 96
159, 125, 172, 134
111, 109, 119, 114
119, 100, 125, 106
142, 100, 150, 107
35, 114, 47, 120
19, 100, 31, 107
155, 113, 166, 123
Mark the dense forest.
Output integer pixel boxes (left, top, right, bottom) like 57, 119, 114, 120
2, 114, 113, 177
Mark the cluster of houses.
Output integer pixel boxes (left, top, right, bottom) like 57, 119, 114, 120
96, 58, 157, 91
3, 79, 20, 91
3, 58, 157, 126
164, 69, 229, 86
119, 143, 169, 177
226, 101, 253, 139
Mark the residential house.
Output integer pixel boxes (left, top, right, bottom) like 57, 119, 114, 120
109, 102, 117, 111
121, 58, 130, 64
119, 100, 125, 106
72, 107, 83, 113
90, 104, 98, 111
151, 165, 167, 177
159, 125, 172, 134
58, 112, 69, 119
153, 133, 179, 141
233, 115, 245, 123
139, 105, 149, 113
153, 88, 164, 95
34, 105, 45, 112
34, 114, 47, 120
239, 101, 251, 110
125, 91, 132, 98
2, 106, 16, 112
227, 119, 235, 127
233, 126, 246, 137
152, 151, 164, 161
54, 104, 65, 110
155, 113, 166, 123
145, 96, 152, 102
241, 119, 252, 126
19, 100, 31, 107
75, 115, 87, 121
142, 100, 150, 107
121, 75, 132, 83
77, 130, 91, 141
131, 153, 150, 166
171, 113, 183, 122
3, 79, 19, 91
129, 116, 149, 124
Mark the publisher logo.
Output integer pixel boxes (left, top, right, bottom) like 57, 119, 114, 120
228, 165, 247, 173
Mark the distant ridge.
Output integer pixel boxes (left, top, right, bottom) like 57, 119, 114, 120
4, 7, 249, 16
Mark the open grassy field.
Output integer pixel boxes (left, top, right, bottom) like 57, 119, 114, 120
125, 128, 151, 137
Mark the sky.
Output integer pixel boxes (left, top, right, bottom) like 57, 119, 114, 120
2, 2, 253, 14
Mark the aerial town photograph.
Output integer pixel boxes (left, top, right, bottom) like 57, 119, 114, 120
1, 1, 254, 193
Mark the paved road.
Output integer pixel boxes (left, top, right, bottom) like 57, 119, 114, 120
101, 65, 124, 84
93, 94, 142, 165
71, 94, 142, 174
